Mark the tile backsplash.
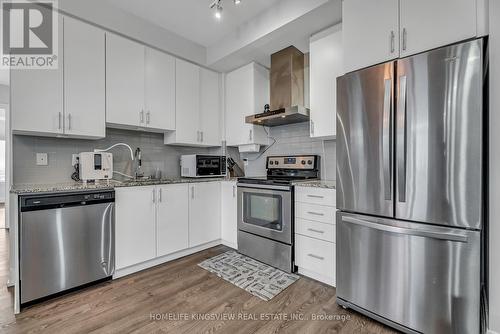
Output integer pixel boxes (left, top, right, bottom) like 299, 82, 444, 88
236, 122, 336, 180
13, 123, 336, 185
13, 128, 221, 184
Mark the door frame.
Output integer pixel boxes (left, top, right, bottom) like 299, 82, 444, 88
0, 102, 10, 229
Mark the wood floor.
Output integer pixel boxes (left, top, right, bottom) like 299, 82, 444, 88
0, 230, 397, 334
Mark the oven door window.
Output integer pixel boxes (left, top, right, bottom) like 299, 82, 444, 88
243, 192, 283, 231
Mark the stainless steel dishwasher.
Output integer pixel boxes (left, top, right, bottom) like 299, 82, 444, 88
19, 190, 115, 305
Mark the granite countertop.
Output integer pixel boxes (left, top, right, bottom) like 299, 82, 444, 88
11, 177, 236, 195
292, 179, 336, 189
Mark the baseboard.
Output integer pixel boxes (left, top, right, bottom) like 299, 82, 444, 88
113, 240, 222, 279
298, 267, 335, 287
220, 240, 237, 249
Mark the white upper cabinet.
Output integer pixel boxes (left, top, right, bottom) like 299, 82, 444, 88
11, 15, 106, 139
399, 0, 476, 57
165, 59, 200, 145
64, 17, 105, 139
343, 0, 399, 73
309, 24, 343, 139
200, 68, 221, 146
11, 16, 64, 137
343, 0, 482, 73
225, 62, 269, 147
145, 48, 176, 131
107, 33, 175, 132
106, 34, 145, 128
165, 61, 221, 147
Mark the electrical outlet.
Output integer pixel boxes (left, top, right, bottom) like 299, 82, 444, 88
36, 153, 48, 166
72, 154, 80, 167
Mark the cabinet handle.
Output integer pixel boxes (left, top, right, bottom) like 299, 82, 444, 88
191, 186, 195, 199
196, 131, 200, 142
152, 189, 156, 203
402, 28, 407, 51
307, 228, 325, 234
200, 131, 204, 142
310, 120, 314, 136
307, 211, 325, 216
307, 194, 324, 199
390, 30, 395, 53
68, 113, 72, 130
249, 129, 253, 141
232, 185, 236, 198
158, 188, 162, 203
146, 111, 150, 125
58, 112, 62, 130
308, 254, 325, 261
140, 110, 145, 123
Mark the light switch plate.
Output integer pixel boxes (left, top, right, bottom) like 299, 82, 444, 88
36, 153, 48, 166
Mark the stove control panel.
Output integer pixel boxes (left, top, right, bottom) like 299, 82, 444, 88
266, 155, 318, 170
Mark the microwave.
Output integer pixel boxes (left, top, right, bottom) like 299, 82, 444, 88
181, 155, 227, 178
79, 152, 113, 181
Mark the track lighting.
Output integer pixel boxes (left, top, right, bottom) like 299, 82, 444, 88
215, 4, 222, 19
209, 0, 243, 21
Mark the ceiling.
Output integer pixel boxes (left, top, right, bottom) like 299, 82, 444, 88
104, 0, 281, 47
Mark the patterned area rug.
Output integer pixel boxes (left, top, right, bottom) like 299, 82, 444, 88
198, 251, 300, 301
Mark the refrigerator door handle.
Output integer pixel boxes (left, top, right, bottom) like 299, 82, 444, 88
343, 216, 468, 243
397, 75, 407, 203
382, 78, 392, 200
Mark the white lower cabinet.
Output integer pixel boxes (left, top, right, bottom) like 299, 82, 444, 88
294, 186, 336, 286
188, 182, 221, 247
115, 186, 156, 270
221, 181, 238, 248
115, 182, 221, 274
295, 234, 336, 286
156, 184, 189, 257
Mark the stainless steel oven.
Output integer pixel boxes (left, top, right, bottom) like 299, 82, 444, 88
237, 155, 320, 272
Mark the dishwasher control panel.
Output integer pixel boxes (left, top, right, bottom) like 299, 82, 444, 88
20, 190, 115, 212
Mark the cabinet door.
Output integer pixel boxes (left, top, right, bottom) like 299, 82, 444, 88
156, 184, 189, 257
173, 59, 200, 144
189, 182, 221, 247
106, 34, 145, 128
64, 17, 105, 139
115, 186, 156, 269
200, 68, 221, 146
145, 48, 175, 131
11, 16, 63, 136
221, 181, 238, 248
399, 0, 476, 57
225, 63, 269, 147
343, 0, 399, 73
310, 25, 343, 139
225, 65, 253, 146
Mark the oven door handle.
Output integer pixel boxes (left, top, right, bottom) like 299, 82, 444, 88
237, 183, 291, 191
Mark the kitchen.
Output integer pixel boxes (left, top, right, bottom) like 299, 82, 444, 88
0, 0, 499, 333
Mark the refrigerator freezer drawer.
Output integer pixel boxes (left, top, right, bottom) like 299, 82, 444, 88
337, 212, 480, 334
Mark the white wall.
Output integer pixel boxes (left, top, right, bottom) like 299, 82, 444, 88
490, 1, 500, 333
57, 0, 206, 65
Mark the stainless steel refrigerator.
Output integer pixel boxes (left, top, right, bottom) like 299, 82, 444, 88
336, 38, 485, 334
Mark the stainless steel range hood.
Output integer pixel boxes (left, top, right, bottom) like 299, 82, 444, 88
246, 46, 310, 127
